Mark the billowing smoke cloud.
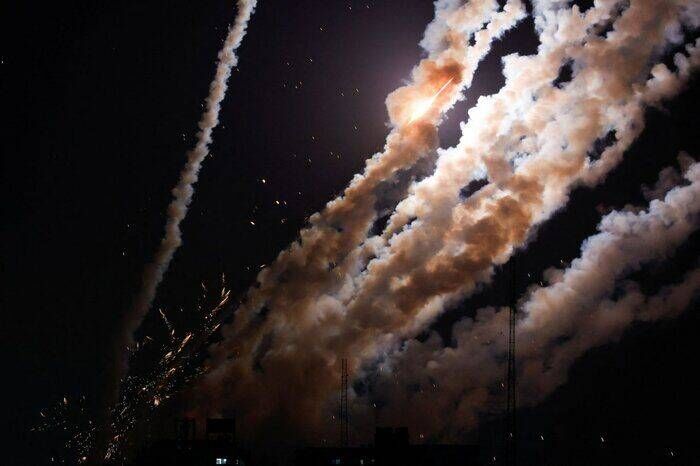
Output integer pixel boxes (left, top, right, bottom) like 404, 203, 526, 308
367, 157, 700, 440
196, 0, 527, 438
212, 0, 527, 354
642, 151, 694, 201
100, 0, 257, 458
193, 0, 699, 444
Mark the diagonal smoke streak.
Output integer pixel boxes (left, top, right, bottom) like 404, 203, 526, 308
196, 0, 527, 438
345, 0, 700, 362
338, 0, 700, 343
122, 0, 257, 360
99, 0, 257, 459
196, 0, 699, 444
222, 0, 525, 338
346, 0, 697, 434
369, 158, 700, 439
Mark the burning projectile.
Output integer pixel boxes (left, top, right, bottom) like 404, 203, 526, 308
408, 77, 454, 124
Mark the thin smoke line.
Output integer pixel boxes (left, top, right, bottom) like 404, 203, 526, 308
96, 1, 258, 461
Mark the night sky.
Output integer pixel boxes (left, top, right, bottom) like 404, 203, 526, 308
3, 1, 700, 465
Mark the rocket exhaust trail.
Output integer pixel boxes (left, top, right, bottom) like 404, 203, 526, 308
96, 0, 257, 461
408, 77, 454, 124
372, 158, 700, 438
119, 2, 255, 367
87, 1, 527, 459
198, 0, 700, 441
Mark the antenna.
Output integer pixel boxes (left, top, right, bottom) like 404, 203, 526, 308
340, 358, 349, 447
505, 306, 517, 465
504, 262, 517, 465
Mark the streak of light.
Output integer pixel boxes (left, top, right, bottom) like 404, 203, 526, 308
407, 77, 454, 124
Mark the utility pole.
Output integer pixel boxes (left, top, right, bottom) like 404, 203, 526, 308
505, 306, 517, 465
504, 261, 517, 466
340, 358, 349, 447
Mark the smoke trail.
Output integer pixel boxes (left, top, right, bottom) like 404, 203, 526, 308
344, 0, 700, 364
338, 0, 700, 343
98, 0, 257, 459
368, 157, 700, 439
194, 0, 526, 439
121, 0, 257, 361
220, 0, 524, 338
339, 0, 700, 431
197, 0, 700, 442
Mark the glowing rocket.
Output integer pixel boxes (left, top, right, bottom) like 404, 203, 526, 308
408, 77, 454, 124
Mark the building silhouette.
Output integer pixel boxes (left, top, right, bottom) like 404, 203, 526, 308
294, 427, 479, 466
132, 417, 247, 466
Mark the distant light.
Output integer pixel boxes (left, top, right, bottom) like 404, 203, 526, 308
408, 98, 434, 123
407, 78, 454, 124
216, 459, 229, 465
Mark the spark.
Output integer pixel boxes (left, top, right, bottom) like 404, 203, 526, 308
179, 333, 193, 351
159, 308, 172, 332
407, 77, 453, 124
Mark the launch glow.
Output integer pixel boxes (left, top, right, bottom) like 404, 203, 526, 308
408, 77, 453, 124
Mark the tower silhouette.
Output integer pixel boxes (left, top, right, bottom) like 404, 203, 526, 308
504, 306, 517, 465
504, 260, 517, 466
340, 358, 349, 447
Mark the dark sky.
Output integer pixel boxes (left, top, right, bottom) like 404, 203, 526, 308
2, 1, 699, 465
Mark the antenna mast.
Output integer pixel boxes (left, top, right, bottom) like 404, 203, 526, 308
340, 358, 349, 447
504, 262, 517, 465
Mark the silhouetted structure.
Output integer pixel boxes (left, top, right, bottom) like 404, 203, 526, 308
504, 258, 518, 466
132, 417, 246, 466
340, 358, 349, 447
207, 418, 236, 443
177, 418, 196, 442
374, 427, 409, 448
294, 427, 479, 466
504, 305, 517, 466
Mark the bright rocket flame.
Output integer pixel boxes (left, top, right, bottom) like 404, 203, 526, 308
407, 77, 454, 124
408, 99, 435, 123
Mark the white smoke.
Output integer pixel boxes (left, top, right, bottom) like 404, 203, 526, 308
642, 152, 694, 201
192, 0, 699, 444
117, 0, 257, 374
369, 158, 700, 439
99, 0, 257, 459
198, 0, 527, 439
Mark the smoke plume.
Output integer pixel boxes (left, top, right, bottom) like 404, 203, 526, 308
189, 0, 699, 445
197, 0, 527, 440
368, 157, 700, 439
100, 0, 257, 459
